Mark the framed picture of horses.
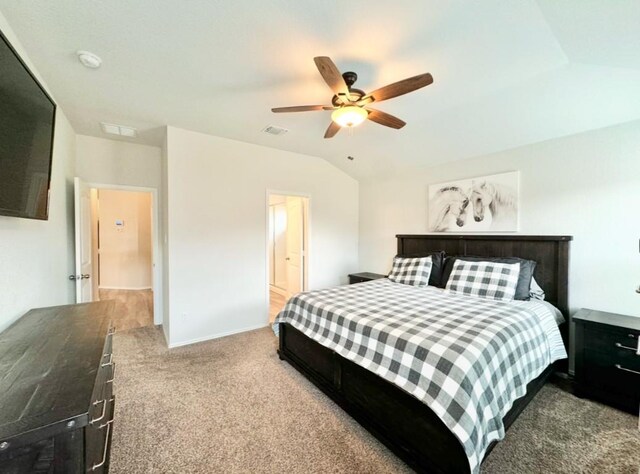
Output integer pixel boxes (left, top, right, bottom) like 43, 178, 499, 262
428, 171, 519, 232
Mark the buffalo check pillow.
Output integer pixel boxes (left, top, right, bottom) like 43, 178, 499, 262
388, 256, 433, 287
445, 259, 521, 301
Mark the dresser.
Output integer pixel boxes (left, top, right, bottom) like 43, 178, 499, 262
574, 308, 640, 414
0, 301, 116, 473
348, 272, 387, 284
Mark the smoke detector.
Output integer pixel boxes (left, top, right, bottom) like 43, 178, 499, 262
77, 51, 102, 69
262, 125, 288, 136
100, 122, 138, 138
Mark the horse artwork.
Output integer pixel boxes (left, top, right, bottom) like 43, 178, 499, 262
427, 171, 519, 232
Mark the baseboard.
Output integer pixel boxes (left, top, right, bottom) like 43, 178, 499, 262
99, 286, 153, 291
167, 322, 270, 349
269, 285, 287, 296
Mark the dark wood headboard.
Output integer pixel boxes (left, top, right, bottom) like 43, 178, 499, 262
397, 235, 572, 316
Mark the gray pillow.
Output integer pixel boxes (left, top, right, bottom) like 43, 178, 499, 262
441, 255, 537, 301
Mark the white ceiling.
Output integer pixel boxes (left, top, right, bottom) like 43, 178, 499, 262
1, 0, 639, 180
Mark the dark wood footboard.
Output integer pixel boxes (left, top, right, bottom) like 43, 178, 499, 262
278, 323, 556, 474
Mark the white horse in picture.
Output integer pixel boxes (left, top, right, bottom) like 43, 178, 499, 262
469, 180, 518, 230
428, 186, 470, 231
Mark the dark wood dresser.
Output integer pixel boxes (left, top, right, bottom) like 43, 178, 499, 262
0, 301, 116, 473
574, 308, 640, 414
348, 272, 387, 284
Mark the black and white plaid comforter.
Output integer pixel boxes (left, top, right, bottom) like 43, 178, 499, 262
273, 279, 566, 473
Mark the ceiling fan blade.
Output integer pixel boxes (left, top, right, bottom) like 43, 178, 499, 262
324, 121, 341, 139
359, 73, 433, 104
271, 105, 329, 113
366, 108, 406, 129
314, 56, 351, 103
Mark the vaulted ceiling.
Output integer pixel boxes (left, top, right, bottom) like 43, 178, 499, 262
1, 1, 639, 180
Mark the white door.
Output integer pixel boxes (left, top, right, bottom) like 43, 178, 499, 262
74, 177, 93, 303
285, 197, 304, 297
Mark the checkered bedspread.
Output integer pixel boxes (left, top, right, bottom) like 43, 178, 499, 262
273, 279, 566, 473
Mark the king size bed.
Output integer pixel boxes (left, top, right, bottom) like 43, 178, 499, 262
274, 234, 572, 474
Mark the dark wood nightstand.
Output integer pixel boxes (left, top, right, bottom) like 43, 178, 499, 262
574, 308, 640, 414
348, 272, 387, 284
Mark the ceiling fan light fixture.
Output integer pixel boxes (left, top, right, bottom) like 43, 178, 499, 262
331, 106, 368, 128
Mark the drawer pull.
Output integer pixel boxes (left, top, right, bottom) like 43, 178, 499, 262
106, 363, 116, 384
615, 364, 640, 376
101, 353, 113, 367
614, 342, 636, 351
90, 399, 107, 424
98, 398, 115, 429
90, 422, 112, 471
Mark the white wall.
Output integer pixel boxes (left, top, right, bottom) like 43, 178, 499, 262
97, 189, 152, 289
0, 12, 77, 332
164, 126, 359, 347
359, 119, 640, 318
76, 135, 161, 188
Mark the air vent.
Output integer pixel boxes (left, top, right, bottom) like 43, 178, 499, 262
100, 122, 138, 138
262, 125, 288, 136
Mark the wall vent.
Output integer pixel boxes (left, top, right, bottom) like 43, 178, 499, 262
262, 125, 288, 136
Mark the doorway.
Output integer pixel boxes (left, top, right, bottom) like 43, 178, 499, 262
74, 178, 161, 331
267, 193, 309, 322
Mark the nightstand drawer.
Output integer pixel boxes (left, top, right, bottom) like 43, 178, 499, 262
583, 352, 640, 396
583, 324, 639, 356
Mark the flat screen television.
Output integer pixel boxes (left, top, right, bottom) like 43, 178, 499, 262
0, 28, 56, 220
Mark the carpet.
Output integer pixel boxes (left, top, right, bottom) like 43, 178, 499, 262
111, 326, 639, 473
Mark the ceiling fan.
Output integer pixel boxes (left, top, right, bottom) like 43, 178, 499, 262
271, 56, 433, 139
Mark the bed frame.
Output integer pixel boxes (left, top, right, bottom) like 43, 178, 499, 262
278, 234, 572, 474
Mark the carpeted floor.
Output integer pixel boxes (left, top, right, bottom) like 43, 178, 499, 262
111, 326, 639, 474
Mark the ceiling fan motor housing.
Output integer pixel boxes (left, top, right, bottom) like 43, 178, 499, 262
331, 72, 365, 106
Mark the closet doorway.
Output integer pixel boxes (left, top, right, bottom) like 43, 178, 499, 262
267, 192, 309, 322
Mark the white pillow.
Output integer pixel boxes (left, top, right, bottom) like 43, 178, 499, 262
529, 276, 546, 300
445, 260, 520, 301
388, 256, 433, 287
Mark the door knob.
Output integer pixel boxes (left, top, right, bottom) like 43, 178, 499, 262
82, 274, 90, 279
285, 257, 290, 261
69, 275, 80, 281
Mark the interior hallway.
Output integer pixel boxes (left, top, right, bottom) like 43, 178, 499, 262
99, 289, 154, 331
269, 289, 286, 323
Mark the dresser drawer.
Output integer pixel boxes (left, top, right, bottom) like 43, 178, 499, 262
85, 396, 115, 473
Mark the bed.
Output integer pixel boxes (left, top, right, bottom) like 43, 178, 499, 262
275, 234, 572, 474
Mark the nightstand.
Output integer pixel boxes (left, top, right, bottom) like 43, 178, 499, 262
348, 272, 387, 284
574, 308, 640, 414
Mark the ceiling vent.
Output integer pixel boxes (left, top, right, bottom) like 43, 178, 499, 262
100, 122, 138, 138
262, 125, 288, 136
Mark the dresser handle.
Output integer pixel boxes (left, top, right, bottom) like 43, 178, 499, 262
614, 342, 636, 351
106, 363, 116, 384
615, 364, 640, 375
90, 399, 107, 424
101, 353, 113, 367
98, 398, 115, 429
90, 422, 112, 471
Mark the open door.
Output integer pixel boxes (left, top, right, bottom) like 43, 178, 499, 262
73, 177, 93, 303
285, 196, 304, 297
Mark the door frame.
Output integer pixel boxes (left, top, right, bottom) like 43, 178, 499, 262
83, 181, 163, 326
265, 189, 310, 322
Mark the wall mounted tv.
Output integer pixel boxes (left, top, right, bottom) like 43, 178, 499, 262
0, 28, 56, 220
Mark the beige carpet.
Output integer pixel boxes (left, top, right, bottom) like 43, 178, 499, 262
111, 326, 639, 473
